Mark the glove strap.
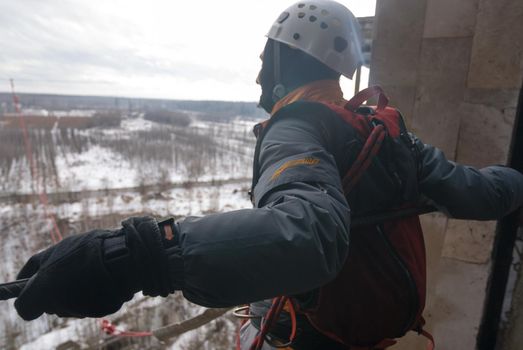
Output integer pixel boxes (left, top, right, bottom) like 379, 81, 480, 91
158, 218, 179, 248
158, 218, 185, 292
108, 217, 184, 296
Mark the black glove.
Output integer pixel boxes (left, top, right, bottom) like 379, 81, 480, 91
15, 216, 178, 320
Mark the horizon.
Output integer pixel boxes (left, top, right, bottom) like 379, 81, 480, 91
0, 90, 262, 104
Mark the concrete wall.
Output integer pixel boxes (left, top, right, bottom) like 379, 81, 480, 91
370, 0, 523, 348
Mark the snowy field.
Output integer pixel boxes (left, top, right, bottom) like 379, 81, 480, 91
0, 116, 255, 195
0, 113, 260, 349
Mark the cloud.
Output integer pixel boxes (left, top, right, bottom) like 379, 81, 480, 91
0, 0, 375, 101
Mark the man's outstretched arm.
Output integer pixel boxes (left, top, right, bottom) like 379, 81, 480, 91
416, 138, 523, 220
14, 112, 350, 319
174, 114, 350, 307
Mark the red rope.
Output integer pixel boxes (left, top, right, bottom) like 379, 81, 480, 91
9, 79, 63, 243
287, 299, 297, 341
420, 329, 435, 350
342, 124, 386, 194
101, 319, 153, 338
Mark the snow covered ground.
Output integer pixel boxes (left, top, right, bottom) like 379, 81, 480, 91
0, 114, 260, 349
0, 116, 255, 195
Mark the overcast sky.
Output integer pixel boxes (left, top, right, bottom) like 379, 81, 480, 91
0, 0, 376, 102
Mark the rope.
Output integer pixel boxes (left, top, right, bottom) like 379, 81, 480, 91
9, 79, 63, 243
342, 123, 386, 194
101, 319, 153, 337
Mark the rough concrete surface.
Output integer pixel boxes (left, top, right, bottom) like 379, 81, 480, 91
421, 213, 450, 297
442, 220, 496, 264
430, 258, 489, 350
467, 0, 523, 89
411, 37, 473, 157
455, 102, 515, 167
370, 0, 426, 86
423, 0, 479, 38
464, 88, 521, 109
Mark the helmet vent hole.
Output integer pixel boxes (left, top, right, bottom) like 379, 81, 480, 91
334, 37, 348, 53
298, 3, 305, 8
320, 22, 328, 29
293, 33, 301, 40
298, 12, 306, 19
309, 15, 317, 22
277, 12, 290, 24
310, 5, 317, 10
321, 9, 329, 16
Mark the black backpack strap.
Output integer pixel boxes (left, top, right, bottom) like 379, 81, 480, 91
249, 122, 267, 204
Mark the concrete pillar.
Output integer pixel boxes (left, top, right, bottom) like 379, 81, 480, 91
369, 0, 426, 122
370, 0, 523, 348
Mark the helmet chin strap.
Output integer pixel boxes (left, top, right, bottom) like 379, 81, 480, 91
272, 41, 287, 102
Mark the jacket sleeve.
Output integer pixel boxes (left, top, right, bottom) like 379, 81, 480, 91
169, 115, 350, 308
416, 137, 523, 220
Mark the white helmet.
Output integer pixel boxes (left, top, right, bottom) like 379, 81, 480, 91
267, 0, 364, 79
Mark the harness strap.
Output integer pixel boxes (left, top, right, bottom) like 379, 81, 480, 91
346, 86, 389, 111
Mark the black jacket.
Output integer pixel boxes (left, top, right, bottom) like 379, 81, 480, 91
167, 101, 523, 310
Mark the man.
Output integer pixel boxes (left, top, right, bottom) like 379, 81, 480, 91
14, 1, 523, 349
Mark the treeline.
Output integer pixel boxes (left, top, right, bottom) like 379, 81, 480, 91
0, 114, 255, 194
0, 93, 268, 120
88, 111, 122, 128
144, 110, 191, 127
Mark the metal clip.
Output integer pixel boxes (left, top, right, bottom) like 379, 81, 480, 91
232, 305, 261, 319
